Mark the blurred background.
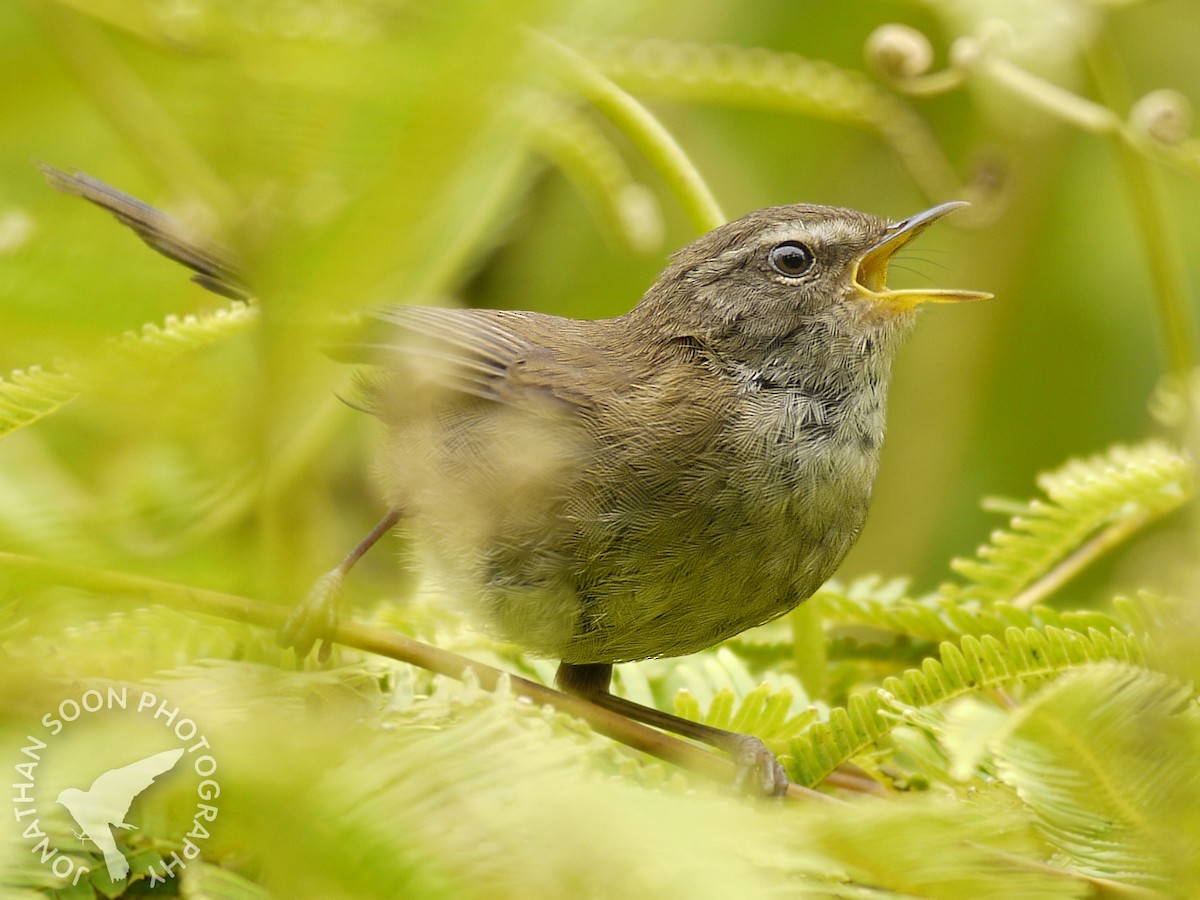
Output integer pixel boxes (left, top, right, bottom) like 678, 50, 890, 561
4, 4, 1199, 893
2, 0, 1197, 617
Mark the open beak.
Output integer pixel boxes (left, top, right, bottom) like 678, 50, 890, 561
854, 201, 992, 311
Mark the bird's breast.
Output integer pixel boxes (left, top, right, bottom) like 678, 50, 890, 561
728, 382, 885, 507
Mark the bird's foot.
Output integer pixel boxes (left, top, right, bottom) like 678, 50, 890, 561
277, 569, 345, 662
729, 735, 789, 799
113, 822, 137, 831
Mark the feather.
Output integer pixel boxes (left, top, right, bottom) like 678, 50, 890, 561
37, 163, 251, 301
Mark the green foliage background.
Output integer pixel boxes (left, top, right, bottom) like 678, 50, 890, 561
1, 0, 1199, 897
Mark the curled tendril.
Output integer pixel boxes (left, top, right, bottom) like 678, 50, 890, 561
864, 23, 964, 96
865, 24, 933, 80
1130, 89, 1194, 146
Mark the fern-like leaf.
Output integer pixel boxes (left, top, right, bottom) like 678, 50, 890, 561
673, 681, 819, 744
0, 364, 82, 435
0, 301, 258, 439
944, 441, 1191, 607
787, 625, 1146, 786
817, 577, 1130, 645
944, 664, 1200, 888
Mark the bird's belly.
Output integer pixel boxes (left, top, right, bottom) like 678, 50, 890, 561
561, 529, 853, 663
558, 442, 876, 664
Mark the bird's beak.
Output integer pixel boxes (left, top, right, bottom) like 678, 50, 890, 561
853, 201, 992, 311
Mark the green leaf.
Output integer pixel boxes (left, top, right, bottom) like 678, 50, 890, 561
787, 625, 1147, 786
818, 578, 1130, 645
944, 441, 1191, 607
0, 302, 258, 440
944, 664, 1200, 889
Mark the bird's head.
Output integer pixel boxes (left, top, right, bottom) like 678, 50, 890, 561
633, 201, 990, 365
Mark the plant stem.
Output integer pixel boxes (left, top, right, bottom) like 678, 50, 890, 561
534, 32, 726, 233
789, 599, 826, 700
1087, 38, 1196, 394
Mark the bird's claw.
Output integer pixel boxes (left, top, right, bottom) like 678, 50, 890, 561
277, 569, 345, 662
729, 735, 790, 799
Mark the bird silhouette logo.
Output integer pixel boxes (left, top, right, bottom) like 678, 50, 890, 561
55, 748, 185, 881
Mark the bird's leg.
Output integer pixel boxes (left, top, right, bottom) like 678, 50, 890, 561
278, 508, 403, 661
555, 661, 789, 798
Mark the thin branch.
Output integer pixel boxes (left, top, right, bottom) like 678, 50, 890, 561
0, 550, 829, 802
822, 769, 887, 796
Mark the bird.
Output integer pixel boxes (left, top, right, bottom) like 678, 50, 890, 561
41, 163, 989, 795
55, 747, 185, 881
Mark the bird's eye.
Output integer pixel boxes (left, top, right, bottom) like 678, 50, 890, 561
768, 241, 815, 278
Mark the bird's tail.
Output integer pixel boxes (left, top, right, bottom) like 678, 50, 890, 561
37, 162, 252, 302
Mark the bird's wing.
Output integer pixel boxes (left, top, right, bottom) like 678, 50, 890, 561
361, 306, 531, 403
38, 163, 251, 301
341, 306, 601, 412
87, 748, 186, 823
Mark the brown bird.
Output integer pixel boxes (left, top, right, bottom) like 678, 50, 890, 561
42, 164, 988, 795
